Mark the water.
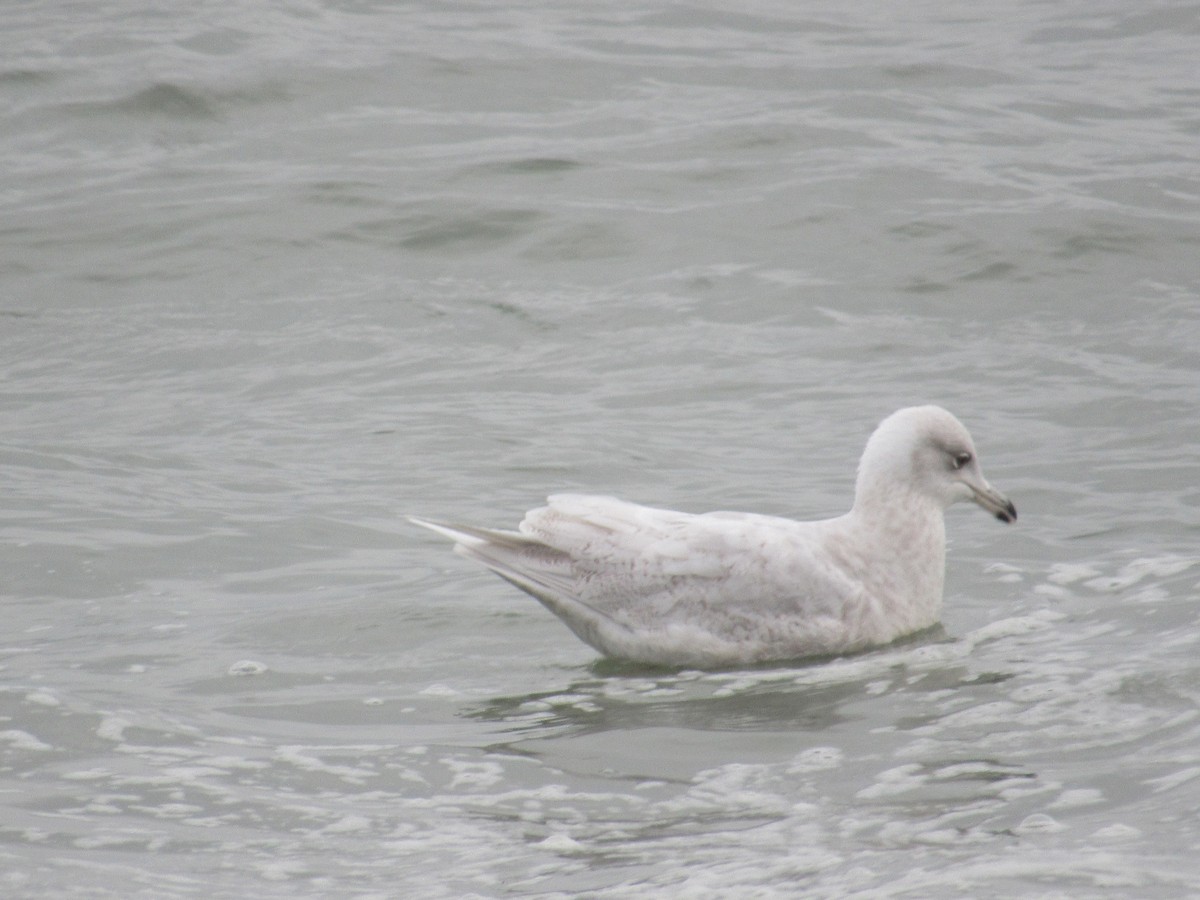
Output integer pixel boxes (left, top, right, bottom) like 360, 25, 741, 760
3, 1, 1200, 895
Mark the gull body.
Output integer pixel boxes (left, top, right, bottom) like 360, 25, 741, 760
411, 406, 1016, 668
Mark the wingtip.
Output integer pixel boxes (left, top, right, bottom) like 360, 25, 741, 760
407, 516, 467, 543
408, 516, 528, 550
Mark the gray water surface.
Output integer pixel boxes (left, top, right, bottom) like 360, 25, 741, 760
3, 2, 1200, 896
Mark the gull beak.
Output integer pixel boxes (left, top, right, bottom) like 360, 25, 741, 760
968, 479, 1017, 524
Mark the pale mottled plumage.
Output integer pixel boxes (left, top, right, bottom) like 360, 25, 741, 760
411, 406, 1016, 668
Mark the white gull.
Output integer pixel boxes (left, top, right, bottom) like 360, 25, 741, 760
411, 405, 1016, 668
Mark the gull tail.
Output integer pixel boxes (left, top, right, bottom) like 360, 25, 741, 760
407, 516, 624, 650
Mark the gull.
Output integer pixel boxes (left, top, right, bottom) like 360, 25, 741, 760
410, 405, 1016, 668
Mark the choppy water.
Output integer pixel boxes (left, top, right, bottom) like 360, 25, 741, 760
3, 1, 1200, 896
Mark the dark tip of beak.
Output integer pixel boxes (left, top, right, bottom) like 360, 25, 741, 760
996, 501, 1017, 524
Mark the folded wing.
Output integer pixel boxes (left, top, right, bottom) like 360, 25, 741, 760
411, 494, 855, 663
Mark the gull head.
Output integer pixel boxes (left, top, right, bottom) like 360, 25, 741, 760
855, 405, 1017, 523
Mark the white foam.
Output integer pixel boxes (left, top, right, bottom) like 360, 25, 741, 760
0, 729, 52, 752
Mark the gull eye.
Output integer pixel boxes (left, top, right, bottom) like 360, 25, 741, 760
952, 451, 972, 470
